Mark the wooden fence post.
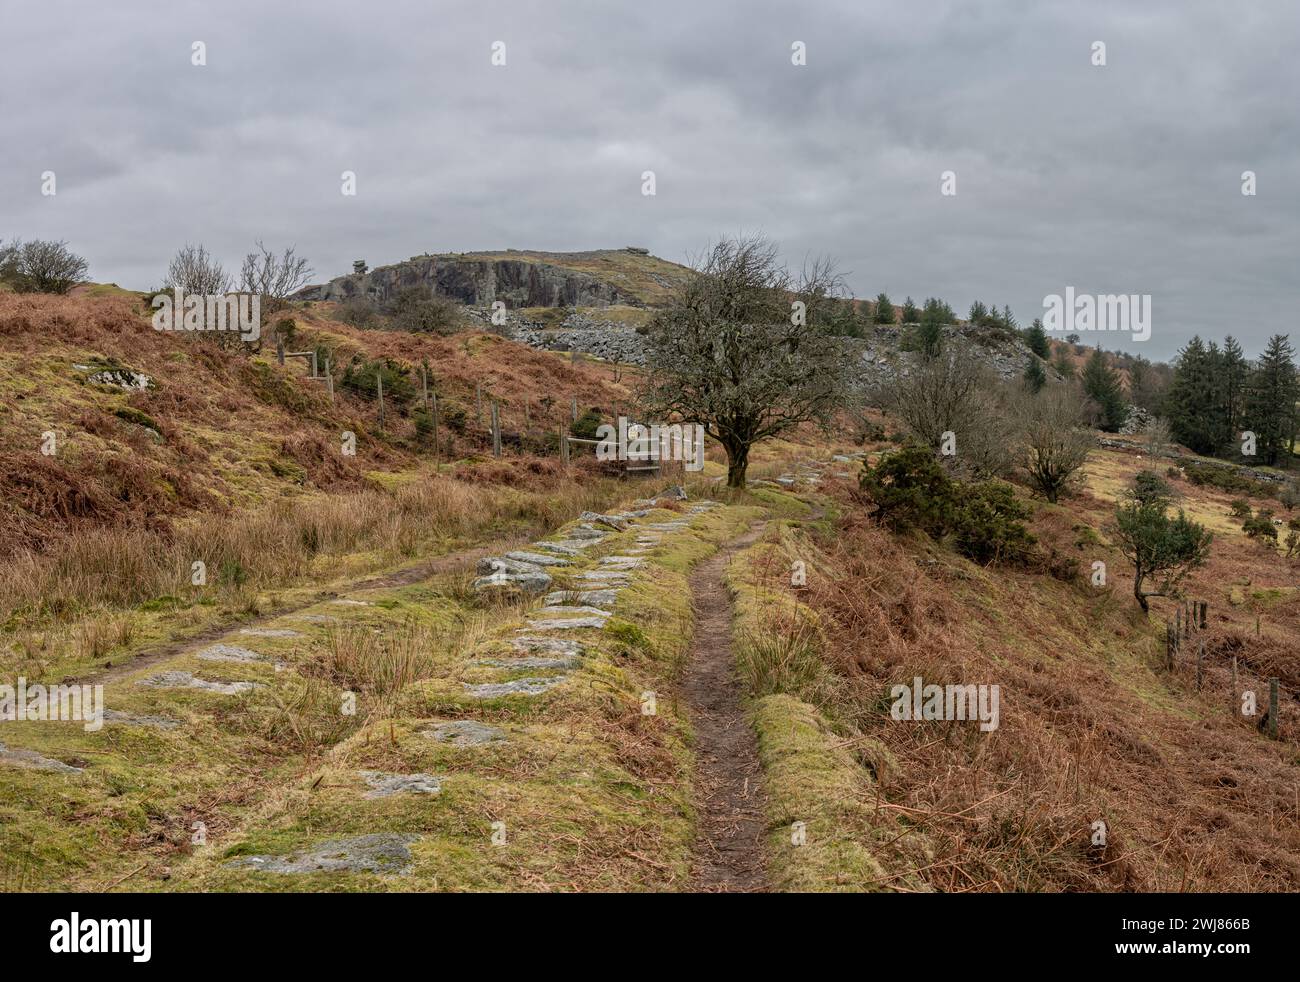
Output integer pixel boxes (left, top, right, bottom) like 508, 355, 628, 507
325, 357, 334, 402
421, 364, 430, 411
431, 394, 439, 461
491, 401, 501, 458
277, 340, 285, 365
377, 372, 385, 433
560, 430, 569, 467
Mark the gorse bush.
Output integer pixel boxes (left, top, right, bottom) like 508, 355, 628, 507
859, 446, 956, 538
858, 446, 1035, 565
1131, 469, 1174, 507
1184, 461, 1277, 499
341, 357, 415, 404
570, 407, 604, 440
951, 481, 1035, 565
1242, 509, 1278, 545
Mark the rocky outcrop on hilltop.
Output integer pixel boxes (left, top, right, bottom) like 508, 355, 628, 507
297, 253, 639, 308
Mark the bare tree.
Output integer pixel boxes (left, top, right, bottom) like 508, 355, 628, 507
1, 240, 89, 294
240, 241, 313, 312
1015, 383, 1095, 503
0, 238, 18, 283
163, 244, 231, 295
1143, 415, 1172, 461
638, 236, 854, 487
883, 342, 1015, 478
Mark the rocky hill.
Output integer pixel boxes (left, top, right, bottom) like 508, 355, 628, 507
296, 248, 694, 308
299, 247, 1045, 384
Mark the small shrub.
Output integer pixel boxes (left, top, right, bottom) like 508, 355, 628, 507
1132, 470, 1174, 507
1229, 498, 1252, 518
441, 402, 469, 433
1243, 512, 1278, 545
570, 408, 605, 441
951, 481, 1036, 565
859, 447, 1034, 565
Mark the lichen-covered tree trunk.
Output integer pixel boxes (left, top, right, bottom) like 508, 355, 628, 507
724, 439, 750, 488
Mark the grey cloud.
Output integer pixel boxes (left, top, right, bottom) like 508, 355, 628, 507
1, 0, 1296, 359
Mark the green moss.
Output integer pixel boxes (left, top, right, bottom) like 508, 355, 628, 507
113, 406, 160, 431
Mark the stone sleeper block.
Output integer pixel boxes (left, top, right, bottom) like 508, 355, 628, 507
510, 636, 585, 655
473, 655, 581, 670
473, 570, 553, 594
464, 677, 566, 698
504, 551, 571, 568
137, 671, 257, 695
525, 615, 609, 630
358, 771, 442, 798
226, 834, 418, 875
239, 628, 301, 638
477, 556, 545, 576
0, 741, 83, 773
425, 720, 507, 746
102, 709, 182, 730
543, 589, 619, 608
576, 571, 631, 583
197, 644, 270, 663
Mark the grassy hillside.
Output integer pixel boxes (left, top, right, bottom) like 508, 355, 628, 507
724, 444, 1300, 891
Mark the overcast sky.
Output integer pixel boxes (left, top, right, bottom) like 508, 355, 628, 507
2, 0, 1296, 360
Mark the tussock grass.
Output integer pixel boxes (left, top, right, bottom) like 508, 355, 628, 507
0, 474, 622, 624
315, 620, 439, 704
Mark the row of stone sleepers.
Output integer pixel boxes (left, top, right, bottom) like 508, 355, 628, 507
458, 492, 726, 704
216, 496, 726, 880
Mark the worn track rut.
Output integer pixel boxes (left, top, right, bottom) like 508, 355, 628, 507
684, 521, 770, 893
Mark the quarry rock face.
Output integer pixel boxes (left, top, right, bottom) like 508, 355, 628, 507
297, 254, 636, 308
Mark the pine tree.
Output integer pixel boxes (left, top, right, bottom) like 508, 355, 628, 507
1219, 336, 1250, 451
1023, 356, 1047, 393
1128, 355, 1153, 411
1053, 350, 1076, 380
901, 296, 919, 324
1082, 347, 1128, 432
874, 292, 894, 324
1245, 334, 1298, 466
1024, 318, 1051, 359
1164, 337, 1220, 455
1002, 305, 1018, 332
914, 298, 950, 359
968, 300, 987, 325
